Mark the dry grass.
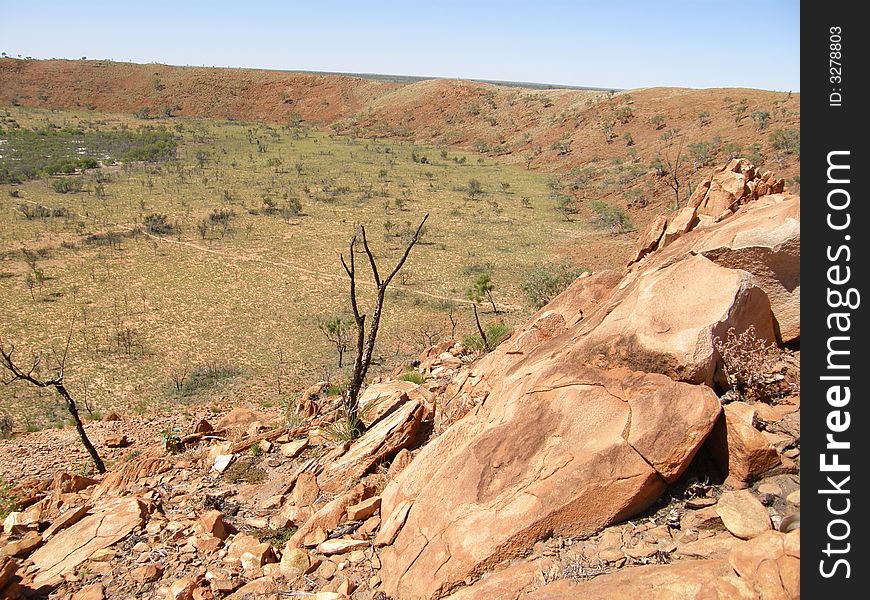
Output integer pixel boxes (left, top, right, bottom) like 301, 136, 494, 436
1, 107, 625, 429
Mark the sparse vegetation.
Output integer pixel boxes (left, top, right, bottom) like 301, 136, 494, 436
463, 320, 511, 353
590, 200, 633, 234
0, 92, 798, 428
770, 128, 800, 155
521, 263, 590, 308
398, 370, 425, 384
0, 475, 18, 519
714, 326, 781, 402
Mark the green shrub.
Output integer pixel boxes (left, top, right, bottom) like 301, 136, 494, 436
769, 129, 800, 155
590, 200, 634, 234
751, 110, 770, 131
223, 458, 267, 484
398, 371, 425, 384
688, 141, 715, 166
463, 321, 511, 353
173, 361, 241, 397
466, 178, 483, 199
521, 263, 590, 308
143, 213, 173, 235
51, 178, 83, 194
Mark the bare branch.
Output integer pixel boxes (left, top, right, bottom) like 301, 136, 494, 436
360, 226, 382, 287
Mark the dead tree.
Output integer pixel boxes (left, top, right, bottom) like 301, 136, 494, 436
341, 213, 428, 436
0, 330, 106, 473
663, 138, 685, 210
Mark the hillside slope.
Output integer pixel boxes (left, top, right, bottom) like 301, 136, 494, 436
1, 59, 800, 224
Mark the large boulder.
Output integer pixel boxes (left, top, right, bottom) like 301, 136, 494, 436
691, 195, 800, 343
706, 402, 781, 487
357, 380, 423, 427
379, 367, 720, 599
577, 254, 776, 385
436, 270, 621, 432
28, 496, 147, 588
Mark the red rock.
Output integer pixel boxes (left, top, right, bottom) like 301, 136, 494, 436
529, 559, 733, 599
660, 205, 699, 247
42, 504, 91, 542
279, 438, 308, 459
0, 555, 19, 589
279, 544, 310, 579
192, 419, 214, 433
167, 577, 198, 600
216, 408, 263, 430
357, 380, 419, 427
29, 496, 146, 588
379, 369, 720, 600
716, 490, 772, 539
580, 254, 776, 386
1, 531, 42, 557
71, 583, 104, 600
631, 214, 668, 263
317, 538, 369, 555
287, 485, 368, 550
131, 563, 163, 583
197, 510, 229, 540
291, 472, 320, 507
346, 496, 380, 521
104, 435, 129, 448
317, 399, 432, 493
707, 402, 780, 487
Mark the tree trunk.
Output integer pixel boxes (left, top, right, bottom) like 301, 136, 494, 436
473, 303, 489, 351
55, 383, 106, 473
486, 291, 498, 314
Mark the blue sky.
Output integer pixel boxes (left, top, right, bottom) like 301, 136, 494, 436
0, 1, 800, 91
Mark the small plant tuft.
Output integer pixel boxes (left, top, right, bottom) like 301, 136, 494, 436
713, 326, 781, 402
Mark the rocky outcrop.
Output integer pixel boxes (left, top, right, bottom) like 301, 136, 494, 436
376, 160, 799, 599
379, 368, 720, 599
629, 161, 799, 344
577, 254, 776, 385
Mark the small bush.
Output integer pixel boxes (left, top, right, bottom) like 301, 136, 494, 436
0, 476, 19, 519
769, 129, 800, 155
143, 213, 173, 235
161, 426, 182, 453
590, 200, 634, 234
223, 458, 267, 484
463, 321, 511, 353
254, 526, 298, 548
521, 263, 590, 308
18, 203, 70, 219
466, 178, 483, 199
713, 326, 781, 402
322, 409, 364, 442
171, 362, 241, 398
688, 141, 715, 167
398, 371, 425, 385
51, 178, 83, 194
0, 415, 12, 440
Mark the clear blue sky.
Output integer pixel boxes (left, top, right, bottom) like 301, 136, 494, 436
0, 0, 800, 91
